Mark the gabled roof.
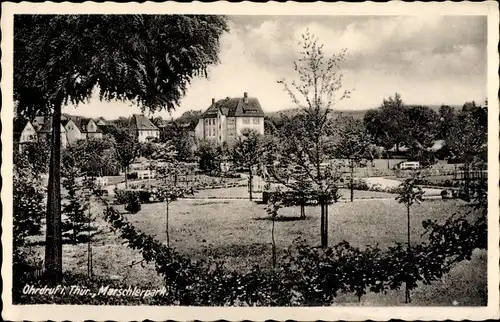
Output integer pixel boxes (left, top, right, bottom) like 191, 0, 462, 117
202, 94, 265, 118
97, 123, 118, 135
95, 117, 108, 125
38, 117, 67, 133
130, 114, 159, 131
63, 115, 102, 133
155, 119, 171, 128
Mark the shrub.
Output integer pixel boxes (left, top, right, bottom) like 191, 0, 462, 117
126, 172, 138, 180
114, 188, 131, 205
137, 189, 152, 203
125, 195, 141, 214
100, 199, 486, 306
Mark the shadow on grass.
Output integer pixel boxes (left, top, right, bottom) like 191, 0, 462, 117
253, 216, 310, 222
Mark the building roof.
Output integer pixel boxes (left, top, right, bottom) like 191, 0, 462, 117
130, 114, 159, 131
202, 93, 265, 118
97, 123, 118, 135
38, 117, 66, 133
63, 115, 102, 133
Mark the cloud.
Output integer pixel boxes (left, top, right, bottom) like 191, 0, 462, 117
65, 15, 487, 119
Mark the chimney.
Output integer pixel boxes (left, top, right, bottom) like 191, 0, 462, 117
243, 92, 248, 103
211, 98, 215, 105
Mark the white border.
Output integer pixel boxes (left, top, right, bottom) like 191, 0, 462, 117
2, 2, 499, 321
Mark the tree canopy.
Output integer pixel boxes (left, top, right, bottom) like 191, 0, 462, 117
14, 14, 228, 283
14, 15, 229, 117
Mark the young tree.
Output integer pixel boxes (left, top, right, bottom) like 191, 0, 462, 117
269, 30, 349, 247
13, 151, 46, 251
61, 167, 90, 243
396, 174, 424, 303
155, 184, 194, 248
114, 128, 140, 188
14, 14, 228, 282
335, 116, 373, 202
232, 128, 265, 201
265, 191, 284, 269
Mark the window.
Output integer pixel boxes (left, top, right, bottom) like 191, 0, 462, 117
253, 117, 260, 124
242, 118, 250, 124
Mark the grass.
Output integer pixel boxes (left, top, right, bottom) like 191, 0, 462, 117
126, 199, 468, 266
26, 197, 486, 306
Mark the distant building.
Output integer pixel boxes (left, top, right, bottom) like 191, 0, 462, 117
82, 118, 103, 139
13, 119, 37, 151
38, 117, 68, 149
194, 92, 265, 145
62, 116, 103, 141
130, 114, 160, 143
62, 118, 83, 145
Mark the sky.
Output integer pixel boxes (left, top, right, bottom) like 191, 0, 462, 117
63, 15, 487, 119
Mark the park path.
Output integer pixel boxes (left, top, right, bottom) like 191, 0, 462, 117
363, 177, 444, 197
101, 176, 444, 200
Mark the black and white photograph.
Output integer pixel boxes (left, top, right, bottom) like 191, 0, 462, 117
2, 2, 499, 321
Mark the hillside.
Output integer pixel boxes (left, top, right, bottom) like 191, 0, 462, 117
265, 104, 461, 120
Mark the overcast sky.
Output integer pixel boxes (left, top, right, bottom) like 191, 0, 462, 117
63, 15, 487, 119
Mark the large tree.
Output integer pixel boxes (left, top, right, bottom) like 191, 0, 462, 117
14, 14, 228, 283
364, 93, 408, 157
267, 31, 349, 248
438, 105, 456, 140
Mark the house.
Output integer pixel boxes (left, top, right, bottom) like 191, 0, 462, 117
37, 117, 68, 149
194, 92, 265, 145
95, 117, 107, 126
13, 119, 37, 151
130, 114, 160, 143
63, 115, 103, 140
62, 118, 83, 145
97, 123, 119, 136
82, 118, 103, 139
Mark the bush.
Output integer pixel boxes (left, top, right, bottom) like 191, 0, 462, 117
114, 188, 131, 205
137, 189, 152, 203
101, 199, 486, 306
126, 172, 138, 180
124, 195, 141, 214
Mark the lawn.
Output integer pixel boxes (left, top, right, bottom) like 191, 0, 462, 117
26, 197, 486, 306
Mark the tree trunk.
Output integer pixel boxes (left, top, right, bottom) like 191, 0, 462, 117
44, 101, 63, 284
271, 215, 276, 269
324, 197, 329, 247
166, 200, 170, 248
124, 167, 128, 188
300, 203, 305, 219
320, 195, 328, 248
405, 205, 411, 303
248, 168, 253, 201
350, 161, 354, 202
87, 201, 92, 278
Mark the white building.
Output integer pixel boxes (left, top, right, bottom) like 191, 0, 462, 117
194, 92, 265, 145
130, 114, 160, 143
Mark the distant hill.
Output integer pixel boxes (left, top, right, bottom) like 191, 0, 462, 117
266, 104, 461, 120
